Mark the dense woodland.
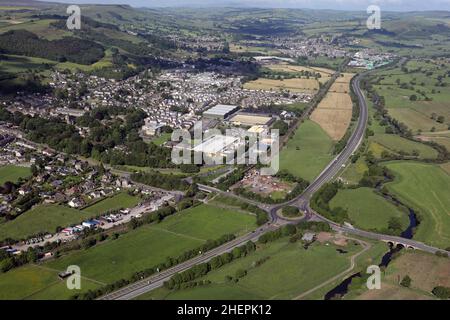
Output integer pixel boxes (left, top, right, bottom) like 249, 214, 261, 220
0, 30, 105, 65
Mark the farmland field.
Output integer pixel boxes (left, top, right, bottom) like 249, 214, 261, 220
370, 134, 439, 159
280, 120, 334, 181
43, 204, 256, 284
0, 204, 256, 299
244, 77, 319, 93
416, 130, 450, 151
0, 19, 70, 40
310, 91, 353, 141
310, 73, 354, 141
82, 192, 141, 215
384, 161, 450, 249
0, 165, 31, 185
372, 58, 450, 134
0, 55, 56, 75
137, 239, 361, 300
354, 251, 450, 300
0, 204, 94, 241
265, 63, 333, 83
0, 264, 101, 300
330, 187, 409, 231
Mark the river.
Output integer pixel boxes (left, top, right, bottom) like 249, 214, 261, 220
323, 189, 419, 300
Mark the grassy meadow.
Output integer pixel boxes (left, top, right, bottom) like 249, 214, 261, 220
330, 187, 409, 231
0, 165, 31, 185
280, 120, 334, 181
385, 161, 450, 249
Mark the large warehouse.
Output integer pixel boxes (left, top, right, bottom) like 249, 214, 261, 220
229, 113, 274, 127
203, 104, 239, 120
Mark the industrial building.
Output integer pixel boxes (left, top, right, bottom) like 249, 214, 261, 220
193, 134, 240, 158
229, 113, 274, 127
203, 104, 239, 120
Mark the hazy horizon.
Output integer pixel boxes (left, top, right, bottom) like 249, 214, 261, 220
38, 0, 450, 12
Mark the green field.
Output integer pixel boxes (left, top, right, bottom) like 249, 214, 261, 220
82, 192, 141, 215
137, 239, 361, 300
417, 130, 450, 151
0, 204, 95, 241
340, 157, 368, 185
330, 187, 409, 231
370, 134, 438, 159
0, 264, 101, 300
43, 204, 255, 285
280, 120, 334, 181
385, 161, 450, 249
0, 165, 31, 185
350, 251, 449, 300
0, 204, 256, 299
0, 19, 71, 40
372, 59, 450, 134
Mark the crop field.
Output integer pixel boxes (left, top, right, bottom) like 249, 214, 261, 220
0, 165, 31, 185
370, 134, 439, 159
354, 251, 450, 300
329, 81, 349, 93
310, 92, 353, 141
330, 187, 409, 231
385, 161, 450, 249
243, 77, 319, 93
0, 204, 96, 241
137, 239, 360, 300
82, 192, 141, 215
328, 73, 354, 94
309, 72, 354, 140
280, 120, 334, 181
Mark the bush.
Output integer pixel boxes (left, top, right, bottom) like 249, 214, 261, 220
400, 275, 412, 288
432, 286, 450, 299
235, 269, 247, 278
282, 206, 301, 217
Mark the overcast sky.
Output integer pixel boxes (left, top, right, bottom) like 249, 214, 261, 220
42, 0, 450, 11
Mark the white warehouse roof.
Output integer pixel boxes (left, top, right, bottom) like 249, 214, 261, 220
203, 104, 238, 116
